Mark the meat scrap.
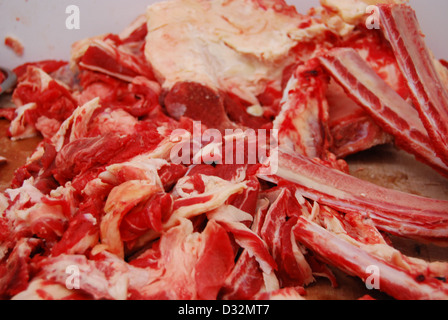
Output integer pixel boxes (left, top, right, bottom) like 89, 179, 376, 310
0, 0, 448, 301
4, 36, 24, 57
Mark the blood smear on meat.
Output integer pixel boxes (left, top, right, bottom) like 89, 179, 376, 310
4, 36, 24, 57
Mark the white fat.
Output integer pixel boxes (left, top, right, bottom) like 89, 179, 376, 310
320, 0, 409, 25
246, 104, 264, 117
11, 279, 73, 300
5, 178, 42, 204
290, 229, 315, 285
294, 190, 307, 205
103, 157, 167, 187
208, 204, 253, 224
69, 97, 102, 142
145, 0, 325, 104
83, 213, 98, 226
9, 103, 38, 141
262, 271, 280, 292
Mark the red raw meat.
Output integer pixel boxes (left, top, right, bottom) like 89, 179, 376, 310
1, 0, 448, 302
80, 40, 155, 82
13, 60, 68, 80
163, 81, 237, 132
0, 239, 41, 298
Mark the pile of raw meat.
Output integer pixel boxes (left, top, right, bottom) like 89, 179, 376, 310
1, 0, 448, 300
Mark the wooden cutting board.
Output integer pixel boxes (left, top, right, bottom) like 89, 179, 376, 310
0, 93, 447, 300
0, 94, 42, 191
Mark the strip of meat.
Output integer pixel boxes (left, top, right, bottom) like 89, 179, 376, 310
11, 66, 77, 140
259, 188, 314, 287
4, 36, 24, 57
208, 205, 277, 275
0, 238, 42, 299
118, 14, 148, 45
258, 150, 448, 243
318, 47, 448, 177
8, 103, 38, 141
194, 219, 236, 300
219, 249, 266, 300
377, 4, 448, 166
79, 39, 154, 82
293, 216, 448, 300
13, 60, 68, 80
120, 192, 173, 241
129, 218, 235, 300
99, 181, 162, 258
166, 174, 248, 227
218, 199, 272, 300
51, 212, 100, 257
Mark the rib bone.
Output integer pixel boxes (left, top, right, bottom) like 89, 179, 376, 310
378, 4, 448, 166
258, 150, 448, 244
318, 47, 448, 177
